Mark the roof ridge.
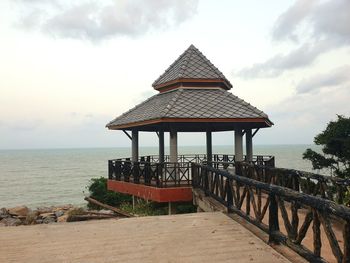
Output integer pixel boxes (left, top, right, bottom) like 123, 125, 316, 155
161, 88, 183, 117
178, 46, 193, 78
152, 46, 191, 86
192, 46, 224, 78
152, 44, 232, 89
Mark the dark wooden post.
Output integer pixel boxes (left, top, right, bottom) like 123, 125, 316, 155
313, 209, 321, 258
108, 160, 113, 179
268, 193, 280, 244
191, 163, 198, 187
226, 178, 233, 213
133, 162, 140, 184
159, 130, 165, 163
204, 167, 209, 196
206, 131, 212, 165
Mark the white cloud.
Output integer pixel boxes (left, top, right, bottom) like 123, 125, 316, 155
14, 0, 198, 41
296, 65, 350, 94
239, 0, 350, 79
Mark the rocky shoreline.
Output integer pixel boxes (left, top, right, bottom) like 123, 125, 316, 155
0, 204, 117, 226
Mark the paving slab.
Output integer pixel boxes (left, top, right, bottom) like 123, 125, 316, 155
0, 212, 291, 263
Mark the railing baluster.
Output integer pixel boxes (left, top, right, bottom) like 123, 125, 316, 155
313, 209, 321, 258
268, 193, 280, 244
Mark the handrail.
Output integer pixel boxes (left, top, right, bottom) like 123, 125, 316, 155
109, 154, 275, 167
237, 162, 350, 204
191, 163, 350, 263
108, 160, 192, 188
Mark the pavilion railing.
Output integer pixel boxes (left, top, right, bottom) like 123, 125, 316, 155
108, 159, 192, 187
191, 163, 350, 263
110, 154, 275, 167
108, 154, 275, 188
236, 162, 350, 204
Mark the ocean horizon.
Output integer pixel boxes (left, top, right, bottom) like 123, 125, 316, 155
0, 144, 323, 208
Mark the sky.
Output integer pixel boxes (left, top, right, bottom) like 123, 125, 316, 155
0, 0, 349, 149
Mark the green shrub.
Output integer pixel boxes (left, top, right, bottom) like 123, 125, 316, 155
86, 177, 132, 209
120, 201, 168, 216
176, 203, 197, 214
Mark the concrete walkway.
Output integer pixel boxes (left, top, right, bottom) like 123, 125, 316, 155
0, 212, 291, 263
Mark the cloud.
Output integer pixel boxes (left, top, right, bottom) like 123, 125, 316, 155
14, 0, 198, 41
239, 0, 350, 79
263, 83, 350, 144
273, 0, 350, 45
296, 65, 350, 94
272, 0, 318, 42
238, 42, 327, 78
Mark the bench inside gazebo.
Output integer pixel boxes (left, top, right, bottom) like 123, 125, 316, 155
106, 44, 274, 205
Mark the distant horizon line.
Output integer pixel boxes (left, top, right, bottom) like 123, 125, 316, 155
0, 143, 316, 151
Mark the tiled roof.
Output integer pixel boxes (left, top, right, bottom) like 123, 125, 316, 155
152, 45, 232, 88
106, 88, 270, 128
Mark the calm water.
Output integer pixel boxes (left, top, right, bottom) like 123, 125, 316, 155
0, 145, 322, 208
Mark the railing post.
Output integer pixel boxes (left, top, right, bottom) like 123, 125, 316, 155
191, 163, 197, 187
204, 167, 209, 196
133, 162, 139, 184
115, 161, 121, 180
226, 178, 233, 213
268, 193, 280, 244
108, 160, 113, 179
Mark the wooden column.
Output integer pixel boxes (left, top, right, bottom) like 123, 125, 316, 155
206, 131, 212, 164
234, 129, 243, 162
159, 131, 165, 163
169, 130, 178, 163
131, 130, 139, 162
246, 129, 253, 162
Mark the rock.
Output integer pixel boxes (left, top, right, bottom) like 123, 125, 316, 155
40, 212, 55, 218
0, 208, 10, 219
0, 217, 22, 226
54, 204, 73, 211
54, 210, 64, 218
25, 211, 39, 225
8, 206, 30, 217
36, 207, 52, 214
35, 219, 43, 224
43, 216, 56, 224
99, 210, 114, 214
57, 214, 69, 223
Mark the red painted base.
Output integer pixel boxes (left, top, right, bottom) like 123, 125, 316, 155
107, 180, 193, 203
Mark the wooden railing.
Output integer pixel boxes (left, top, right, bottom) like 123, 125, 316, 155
108, 159, 192, 187
237, 162, 350, 204
192, 163, 350, 263
110, 154, 275, 167
108, 154, 275, 188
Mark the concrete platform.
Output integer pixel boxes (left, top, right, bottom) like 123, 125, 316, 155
0, 212, 291, 263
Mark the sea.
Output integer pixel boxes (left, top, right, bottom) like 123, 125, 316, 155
0, 145, 324, 208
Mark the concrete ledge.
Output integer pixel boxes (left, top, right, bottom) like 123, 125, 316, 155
192, 188, 227, 212
107, 180, 192, 202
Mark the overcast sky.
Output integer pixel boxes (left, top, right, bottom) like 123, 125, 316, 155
0, 0, 349, 149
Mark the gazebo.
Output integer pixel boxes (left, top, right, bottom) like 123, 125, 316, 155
106, 45, 273, 208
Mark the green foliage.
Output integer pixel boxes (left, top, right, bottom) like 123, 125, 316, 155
119, 201, 196, 216
176, 203, 197, 214
86, 177, 132, 209
303, 115, 350, 179
120, 201, 168, 216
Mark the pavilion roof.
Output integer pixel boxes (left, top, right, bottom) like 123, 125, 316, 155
152, 45, 232, 91
106, 88, 273, 131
